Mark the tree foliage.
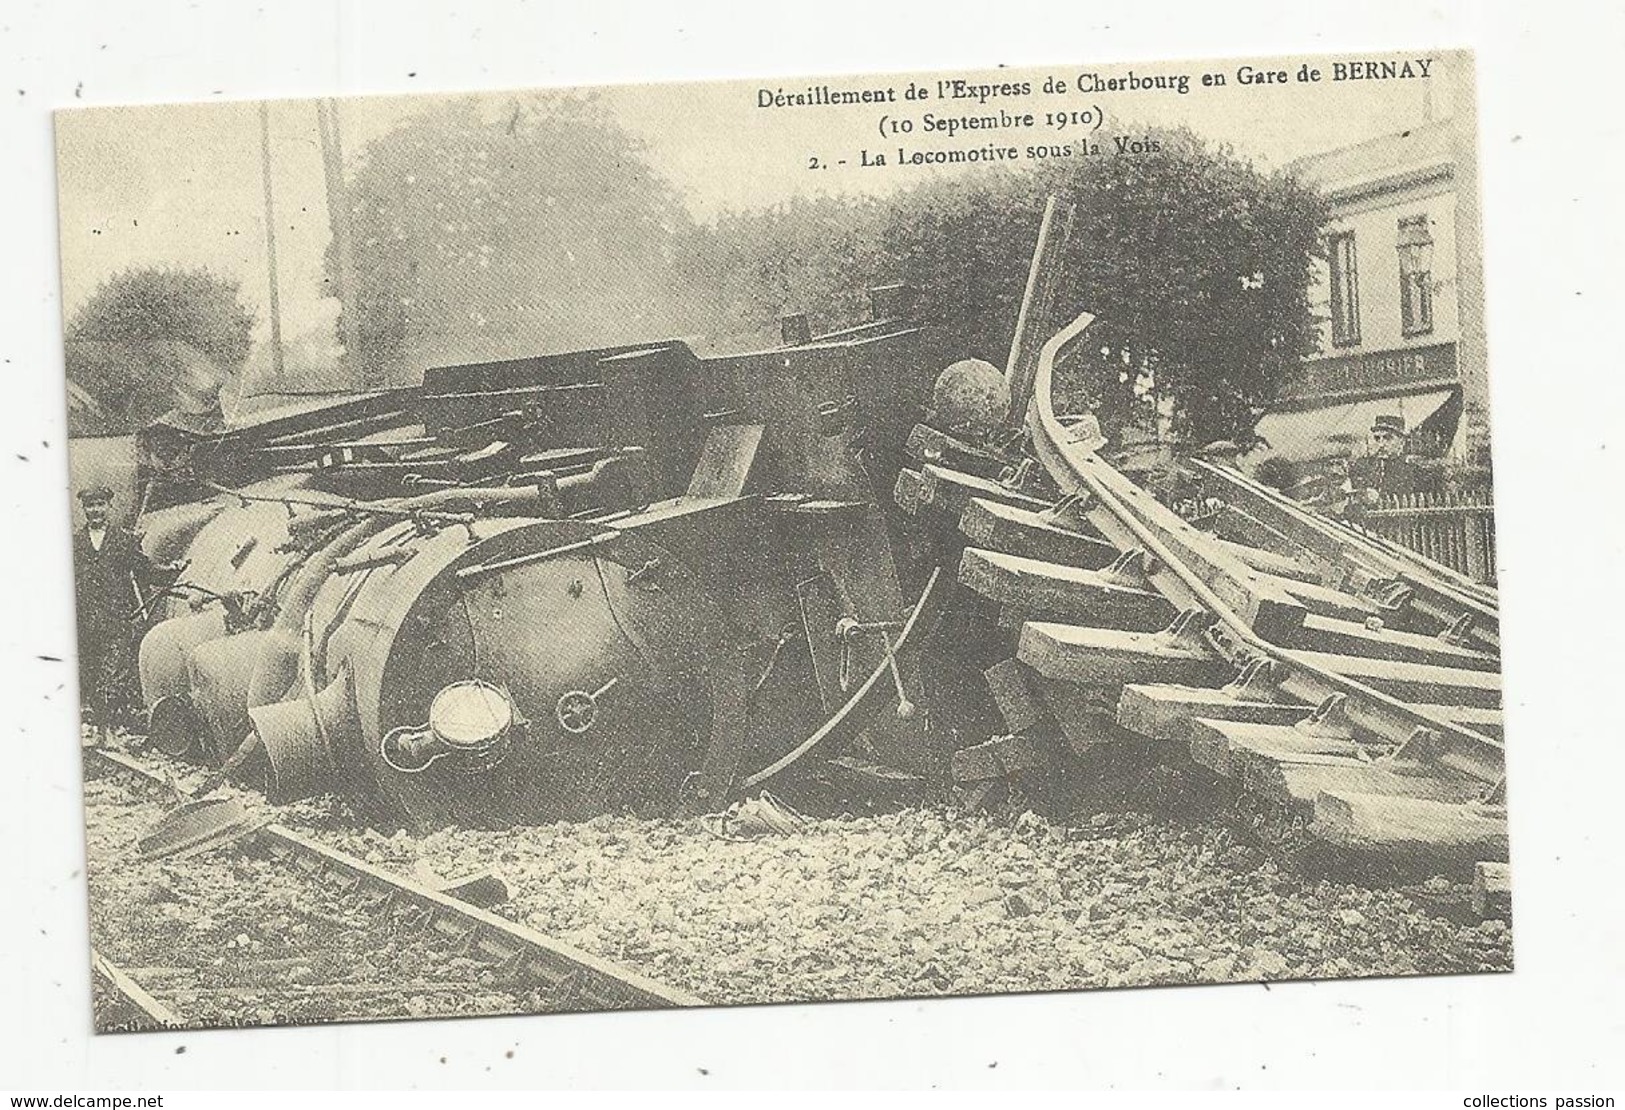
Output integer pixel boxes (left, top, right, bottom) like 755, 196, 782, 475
688, 128, 1328, 447
334, 108, 1326, 444
65, 266, 255, 435
335, 95, 704, 383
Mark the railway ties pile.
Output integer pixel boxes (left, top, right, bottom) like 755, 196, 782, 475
894, 312, 1508, 903
83, 748, 700, 1031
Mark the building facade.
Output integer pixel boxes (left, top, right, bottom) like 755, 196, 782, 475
1257, 105, 1491, 473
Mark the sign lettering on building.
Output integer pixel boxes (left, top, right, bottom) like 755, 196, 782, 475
1286, 342, 1458, 401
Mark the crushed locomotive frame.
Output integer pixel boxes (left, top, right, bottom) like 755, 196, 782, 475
120, 234, 1508, 884
130, 286, 957, 830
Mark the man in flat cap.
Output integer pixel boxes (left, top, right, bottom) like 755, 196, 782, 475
72, 485, 151, 741
1347, 413, 1442, 510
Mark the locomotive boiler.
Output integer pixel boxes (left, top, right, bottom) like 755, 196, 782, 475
128, 288, 958, 830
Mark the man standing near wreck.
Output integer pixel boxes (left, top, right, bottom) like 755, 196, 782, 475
72, 485, 150, 741
1347, 414, 1442, 509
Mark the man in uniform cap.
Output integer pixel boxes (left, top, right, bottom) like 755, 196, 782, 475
72, 485, 151, 741
1346, 413, 1442, 509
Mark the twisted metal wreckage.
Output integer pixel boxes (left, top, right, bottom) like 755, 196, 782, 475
114, 201, 1506, 892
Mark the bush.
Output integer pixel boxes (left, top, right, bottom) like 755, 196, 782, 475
65, 267, 255, 436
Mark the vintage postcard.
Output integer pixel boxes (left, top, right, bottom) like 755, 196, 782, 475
58, 48, 1509, 1033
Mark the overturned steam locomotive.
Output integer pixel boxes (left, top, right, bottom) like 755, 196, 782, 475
130, 287, 972, 830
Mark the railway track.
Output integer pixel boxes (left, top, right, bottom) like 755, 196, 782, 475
894, 309, 1508, 891
82, 746, 703, 1032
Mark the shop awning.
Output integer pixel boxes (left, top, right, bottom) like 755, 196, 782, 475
1253, 389, 1457, 463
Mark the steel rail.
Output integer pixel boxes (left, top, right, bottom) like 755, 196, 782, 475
1026, 311, 1503, 786
91, 948, 187, 1030
85, 748, 705, 1012
1185, 457, 1499, 652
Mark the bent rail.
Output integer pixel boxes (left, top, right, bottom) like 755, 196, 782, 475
1026, 311, 1503, 786
1186, 457, 1499, 651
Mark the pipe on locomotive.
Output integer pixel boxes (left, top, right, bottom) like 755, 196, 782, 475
142, 480, 556, 797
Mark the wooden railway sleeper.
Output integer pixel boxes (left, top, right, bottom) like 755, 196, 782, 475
1040, 489, 1096, 522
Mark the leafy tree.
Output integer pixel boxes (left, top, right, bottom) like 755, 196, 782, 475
689, 128, 1328, 447
1034, 128, 1330, 448
335, 95, 703, 384
65, 266, 255, 436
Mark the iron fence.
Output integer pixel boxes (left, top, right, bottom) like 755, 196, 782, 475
1362, 490, 1497, 584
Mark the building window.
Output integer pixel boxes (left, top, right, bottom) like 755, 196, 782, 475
1397, 215, 1435, 337
1328, 232, 1360, 347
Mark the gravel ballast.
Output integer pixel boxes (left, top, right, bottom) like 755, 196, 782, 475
318, 806, 1513, 1007
83, 768, 556, 1030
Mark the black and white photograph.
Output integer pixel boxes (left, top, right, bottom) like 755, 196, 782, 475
49, 48, 1521, 1034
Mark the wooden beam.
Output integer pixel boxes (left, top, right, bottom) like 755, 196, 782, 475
959, 547, 1174, 630
1310, 791, 1509, 869
893, 467, 927, 517
1017, 619, 1232, 688
1116, 682, 1307, 743
1214, 530, 1318, 582
958, 497, 1117, 568
1051, 452, 1311, 641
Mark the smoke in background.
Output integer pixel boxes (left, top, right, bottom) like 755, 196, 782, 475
61, 98, 1326, 454
336, 94, 716, 386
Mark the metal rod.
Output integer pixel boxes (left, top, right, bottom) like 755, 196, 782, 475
315, 98, 367, 390
202, 481, 475, 526
257, 102, 286, 387
454, 533, 620, 581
